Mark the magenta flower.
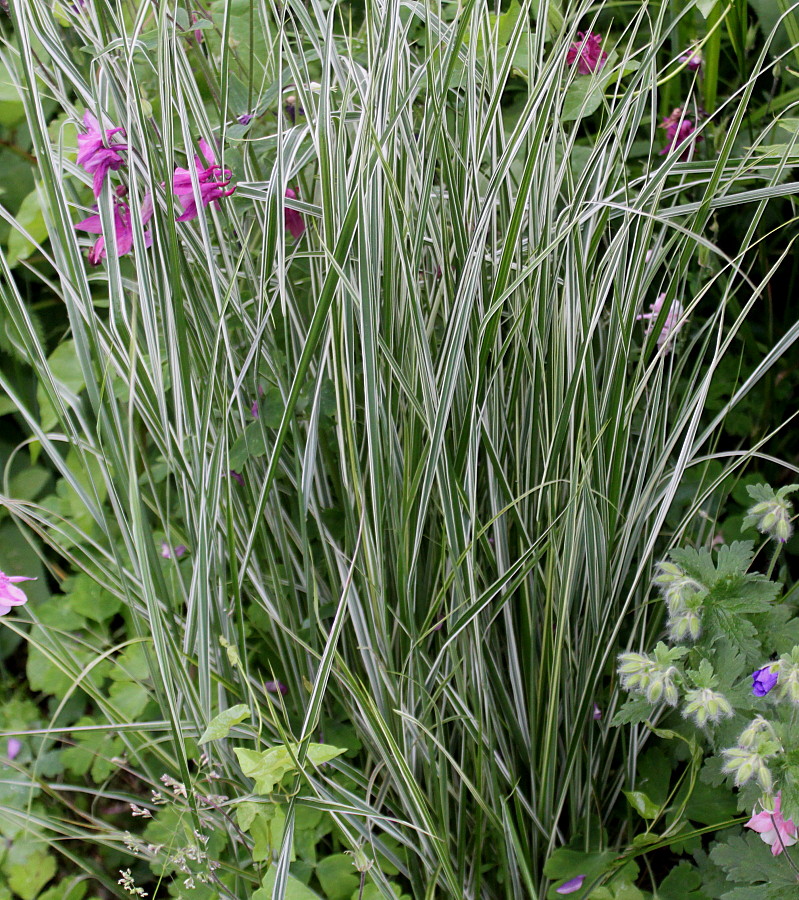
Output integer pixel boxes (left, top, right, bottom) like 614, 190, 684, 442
659, 108, 702, 161
284, 188, 305, 239
76, 110, 128, 198
0, 570, 36, 616
74, 192, 153, 265
679, 48, 703, 72
752, 665, 779, 697
556, 874, 586, 894
228, 470, 245, 487
566, 32, 608, 75
6, 738, 22, 760
746, 793, 798, 856
265, 680, 288, 696
172, 139, 236, 222
637, 293, 684, 350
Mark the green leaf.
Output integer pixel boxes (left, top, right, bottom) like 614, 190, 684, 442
0, 61, 26, 126
234, 743, 346, 795
108, 679, 151, 719
38, 881, 87, 900
229, 420, 268, 469
316, 854, 360, 900
253, 868, 322, 900
2, 840, 57, 900
623, 790, 660, 820
36, 340, 86, 432
7, 185, 49, 268
610, 696, 655, 726
199, 703, 251, 743
562, 76, 605, 122
67, 573, 122, 623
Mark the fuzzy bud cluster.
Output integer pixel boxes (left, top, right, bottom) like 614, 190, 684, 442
774, 650, 799, 706
744, 484, 796, 544
682, 687, 733, 728
617, 652, 680, 706
722, 718, 780, 792
654, 561, 705, 642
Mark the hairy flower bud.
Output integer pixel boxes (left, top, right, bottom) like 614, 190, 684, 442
746, 494, 794, 543
683, 688, 733, 727
737, 717, 771, 750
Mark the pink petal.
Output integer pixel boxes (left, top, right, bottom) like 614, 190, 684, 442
7, 576, 36, 583
75, 213, 104, 235
197, 138, 216, 168
0, 584, 29, 604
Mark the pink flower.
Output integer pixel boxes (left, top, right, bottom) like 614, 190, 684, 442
0, 570, 36, 616
659, 108, 702, 161
74, 192, 153, 264
284, 188, 305, 239
6, 737, 22, 760
160, 542, 187, 559
746, 793, 798, 856
566, 32, 608, 75
556, 874, 586, 894
172, 139, 236, 222
76, 110, 128, 198
637, 293, 684, 349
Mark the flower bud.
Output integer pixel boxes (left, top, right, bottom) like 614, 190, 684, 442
755, 761, 773, 793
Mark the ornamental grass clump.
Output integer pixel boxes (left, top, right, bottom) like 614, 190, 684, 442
2, 0, 799, 897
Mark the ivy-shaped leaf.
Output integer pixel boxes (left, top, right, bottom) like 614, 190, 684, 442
234, 743, 346, 795
199, 704, 251, 744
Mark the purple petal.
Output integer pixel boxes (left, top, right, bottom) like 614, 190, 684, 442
752, 666, 779, 697
556, 874, 586, 895
6, 738, 22, 760
265, 680, 288, 696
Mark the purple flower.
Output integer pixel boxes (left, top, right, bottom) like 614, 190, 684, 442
752, 666, 779, 697
566, 32, 608, 75
0, 570, 36, 616
160, 542, 187, 559
593, 703, 602, 721
228, 470, 245, 487
238, 114, 253, 125
74, 192, 153, 264
284, 188, 306, 239
6, 738, 22, 760
76, 110, 128, 198
265, 680, 288, 696
659, 108, 702, 161
172, 139, 236, 222
556, 874, 586, 895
